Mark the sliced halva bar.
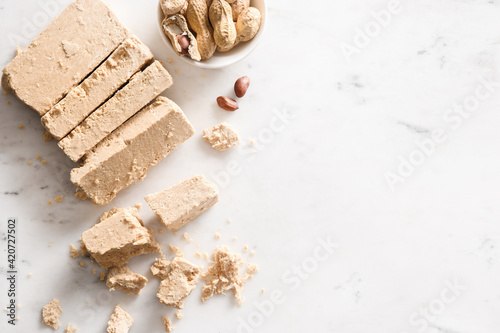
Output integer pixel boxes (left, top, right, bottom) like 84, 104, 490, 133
81, 207, 160, 269
42, 35, 154, 140
71, 96, 195, 205
59, 60, 173, 162
1, 0, 130, 115
145, 175, 219, 230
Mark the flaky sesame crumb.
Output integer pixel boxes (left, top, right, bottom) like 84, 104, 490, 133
169, 244, 180, 253
175, 310, 183, 319
134, 203, 142, 209
28, 273, 33, 278
18, 125, 24, 129
36, 155, 41, 160
74, 190, 87, 200
173, 231, 178, 236
27, 161, 32, 166
243, 245, 248, 251
91, 268, 97, 275
54, 195, 63, 203
215, 232, 221, 240
227, 218, 232, 223
201, 246, 258, 305
41, 160, 47, 165
100, 272, 106, 281
48, 200, 52, 205
158, 228, 164, 234
162, 316, 174, 332
64, 323, 78, 333
250, 250, 255, 256
167, 58, 174, 63
79, 261, 85, 267
195, 252, 202, 258
183, 232, 191, 242
42, 298, 62, 329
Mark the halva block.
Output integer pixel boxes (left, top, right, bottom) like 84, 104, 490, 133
80, 207, 160, 269
2, 0, 130, 115
42, 35, 154, 140
59, 61, 173, 161
71, 96, 195, 205
145, 175, 218, 230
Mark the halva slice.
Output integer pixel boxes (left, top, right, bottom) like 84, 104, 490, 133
59, 60, 173, 161
71, 96, 195, 205
107, 305, 133, 333
106, 265, 148, 295
80, 207, 160, 269
42, 298, 62, 329
201, 246, 258, 305
202, 122, 240, 151
1, 0, 130, 115
145, 175, 218, 230
157, 255, 201, 309
42, 35, 154, 140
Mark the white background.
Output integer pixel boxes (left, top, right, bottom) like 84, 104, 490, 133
1, 0, 500, 332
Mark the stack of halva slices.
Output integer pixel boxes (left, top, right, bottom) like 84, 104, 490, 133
2, 0, 195, 205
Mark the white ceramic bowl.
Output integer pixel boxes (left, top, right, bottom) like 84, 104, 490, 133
157, 0, 267, 69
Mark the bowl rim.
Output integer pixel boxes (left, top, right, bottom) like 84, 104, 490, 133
157, 0, 267, 69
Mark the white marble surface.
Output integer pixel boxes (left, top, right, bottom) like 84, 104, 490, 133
1, 0, 500, 332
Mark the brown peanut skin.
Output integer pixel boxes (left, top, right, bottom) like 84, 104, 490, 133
234, 76, 250, 98
176, 35, 190, 55
217, 96, 239, 111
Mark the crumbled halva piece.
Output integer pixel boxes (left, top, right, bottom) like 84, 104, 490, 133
42, 35, 154, 140
169, 245, 180, 253
201, 246, 258, 305
162, 315, 174, 332
175, 310, 183, 319
80, 207, 161, 269
65, 324, 78, 332
107, 305, 133, 333
202, 122, 240, 151
145, 175, 218, 230
70, 96, 195, 205
157, 255, 201, 309
151, 258, 171, 280
42, 298, 62, 329
106, 266, 148, 295
59, 61, 173, 162
1, 0, 130, 115
69, 244, 79, 258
